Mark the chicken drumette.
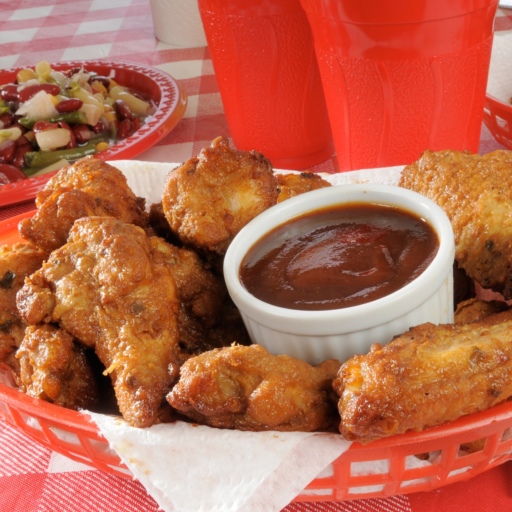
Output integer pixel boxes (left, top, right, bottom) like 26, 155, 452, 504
162, 136, 278, 261
17, 216, 181, 427
19, 157, 150, 253
17, 324, 100, 410
0, 242, 47, 378
168, 344, 340, 432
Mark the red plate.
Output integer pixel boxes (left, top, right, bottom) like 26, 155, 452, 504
0, 60, 187, 208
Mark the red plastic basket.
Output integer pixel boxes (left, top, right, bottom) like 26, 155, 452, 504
483, 93, 512, 150
1, 363, 511, 502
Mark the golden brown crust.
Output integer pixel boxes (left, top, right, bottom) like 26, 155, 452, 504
454, 297, 510, 325
334, 309, 512, 443
150, 238, 251, 361
0, 243, 47, 369
161, 136, 278, 257
399, 149, 512, 298
168, 344, 340, 432
276, 171, 331, 202
17, 324, 99, 410
18, 157, 149, 253
17, 217, 181, 427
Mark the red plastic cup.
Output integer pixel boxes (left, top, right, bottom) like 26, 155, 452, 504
198, 0, 334, 170
300, 0, 499, 171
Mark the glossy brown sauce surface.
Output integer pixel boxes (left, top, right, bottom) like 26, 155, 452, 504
240, 203, 439, 311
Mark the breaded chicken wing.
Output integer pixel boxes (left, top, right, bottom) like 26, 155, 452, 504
399, 149, 512, 298
154, 240, 250, 359
334, 310, 512, 443
17, 217, 181, 427
162, 136, 278, 258
454, 297, 510, 325
16, 324, 99, 410
276, 171, 331, 203
0, 243, 47, 378
19, 157, 149, 253
168, 344, 340, 432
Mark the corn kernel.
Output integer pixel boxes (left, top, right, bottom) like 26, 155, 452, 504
95, 141, 110, 153
16, 68, 36, 83
35, 60, 52, 81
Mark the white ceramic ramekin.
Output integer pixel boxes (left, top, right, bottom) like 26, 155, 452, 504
223, 184, 455, 365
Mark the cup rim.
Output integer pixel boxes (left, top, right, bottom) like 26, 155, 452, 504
223, 183, 455, 335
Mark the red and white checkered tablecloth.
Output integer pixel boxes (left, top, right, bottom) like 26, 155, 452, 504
1, 1, 512, 511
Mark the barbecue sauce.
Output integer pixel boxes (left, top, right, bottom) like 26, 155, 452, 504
240, 203, 439, 311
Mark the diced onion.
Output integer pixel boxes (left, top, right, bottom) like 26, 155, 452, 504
15, 90, 59, 119
79, 103, 102, 127
35, 128, 71, 151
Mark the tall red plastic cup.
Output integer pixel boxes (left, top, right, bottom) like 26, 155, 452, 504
198, 0, 334, 170
300, 0, 499, 171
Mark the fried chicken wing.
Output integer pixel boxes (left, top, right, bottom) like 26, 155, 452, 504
162, 136, 278, 258
16, 324, 99, 410
168, 344, 340, 432
276, 171, 331, 202
334, 310, 512, 443
19, 157, 149, 253
0, 243, 47, 378
154, 240, 250, 359
17, 217, 182, 427
454, 297, 510, 325
399, 149, 512, 298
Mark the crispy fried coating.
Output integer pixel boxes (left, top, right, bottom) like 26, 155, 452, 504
454, 298, 510, 325
154, 240, 250, 359
399, 149, 512, 298
18, 157, 149, 253
276, 171, 331, 203
334, 310, 512, 443
17, 217, 181, 427
148, 201, 181, 245
168, 344, 340, 432
16, 324, 99, 410
0, 243, 47, 377
162, 136, 278, 257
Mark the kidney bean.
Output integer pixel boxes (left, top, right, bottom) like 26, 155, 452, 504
65, 67, 83, 77
0, 139, 17, 164
117, 118, 134, 139
0, 84, 19, 103
0, 163, 26, 184
17, 83, 61, 102
91, 120, 106, 134
16, 134, 31, 147
12, 145, 32, 169
72, 124, 93, 144
55, 98, 83, 113
0, 113, 14, 129
89, 75, 110, 88
114, 99, 133, 120
32, 120, 59, 133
